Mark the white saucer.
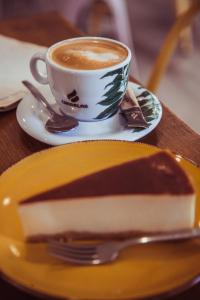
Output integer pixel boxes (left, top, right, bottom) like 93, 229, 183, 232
16, 82, 162, 146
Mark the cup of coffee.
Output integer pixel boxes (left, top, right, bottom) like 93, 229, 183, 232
30, 37, 131, 121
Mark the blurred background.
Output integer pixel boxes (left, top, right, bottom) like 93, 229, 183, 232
0, 0, 200, 133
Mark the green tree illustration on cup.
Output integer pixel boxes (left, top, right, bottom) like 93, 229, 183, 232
95, 63, 130, 120
132, 88, 161, 132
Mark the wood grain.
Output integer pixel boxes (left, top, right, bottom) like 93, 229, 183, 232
0, 11, 83, 46
141, 103, 200, 165
0, 11, 200, 300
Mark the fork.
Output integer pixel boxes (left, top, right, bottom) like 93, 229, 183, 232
48, 228, 200, 265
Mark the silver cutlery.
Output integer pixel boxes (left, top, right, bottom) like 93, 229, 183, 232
48, 228, 200, 265
22, 80, 79, 133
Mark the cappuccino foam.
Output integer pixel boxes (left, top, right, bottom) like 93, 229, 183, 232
50, 39, 128, 70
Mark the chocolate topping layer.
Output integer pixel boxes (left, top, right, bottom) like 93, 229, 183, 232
21, 152, 194, 204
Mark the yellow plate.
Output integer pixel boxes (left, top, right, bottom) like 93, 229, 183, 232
0, 141, 200, 299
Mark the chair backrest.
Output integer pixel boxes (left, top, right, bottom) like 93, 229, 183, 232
147, 1, 200, 92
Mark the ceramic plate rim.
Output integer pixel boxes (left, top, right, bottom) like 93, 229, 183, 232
1, 270, 200, 300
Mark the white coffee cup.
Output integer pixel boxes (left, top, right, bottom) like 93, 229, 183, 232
30, 37, 131, 121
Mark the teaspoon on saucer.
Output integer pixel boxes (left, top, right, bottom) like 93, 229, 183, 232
22, 80, 79, 133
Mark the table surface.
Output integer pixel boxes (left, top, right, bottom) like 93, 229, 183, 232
0, 11, 200, 300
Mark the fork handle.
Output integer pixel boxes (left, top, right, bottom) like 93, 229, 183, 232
117, 228, 200, 250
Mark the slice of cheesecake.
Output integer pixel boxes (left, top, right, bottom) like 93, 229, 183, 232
18, 151, 196, 242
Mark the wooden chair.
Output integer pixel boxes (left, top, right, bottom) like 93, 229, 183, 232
147, 1, 200, 92
175, 0, 194, 54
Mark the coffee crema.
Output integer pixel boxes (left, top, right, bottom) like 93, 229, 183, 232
50, 39, 128, 70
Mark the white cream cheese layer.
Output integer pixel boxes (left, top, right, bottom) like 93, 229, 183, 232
19, 194, 195, 238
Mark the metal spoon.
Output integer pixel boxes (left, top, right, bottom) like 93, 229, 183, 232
22, 80, 79, 133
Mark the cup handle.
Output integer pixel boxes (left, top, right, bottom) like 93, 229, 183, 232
30, 52, 48, 85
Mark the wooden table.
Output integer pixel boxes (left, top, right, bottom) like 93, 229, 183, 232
0, 11, 200, 300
